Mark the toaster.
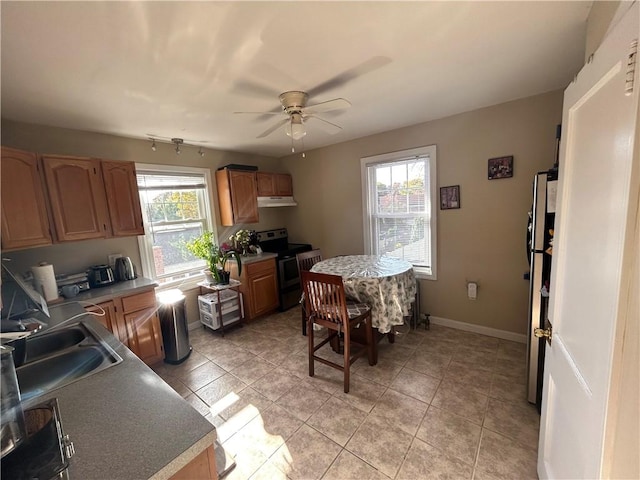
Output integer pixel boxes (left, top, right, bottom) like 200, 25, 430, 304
87, 265, 115, 288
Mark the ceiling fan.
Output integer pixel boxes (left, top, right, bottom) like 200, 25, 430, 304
236, 90, 351, 139
233, 56, 391, 141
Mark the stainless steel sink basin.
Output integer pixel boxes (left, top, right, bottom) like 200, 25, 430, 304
16, 322, 122, 402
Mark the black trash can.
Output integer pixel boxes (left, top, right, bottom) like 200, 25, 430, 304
156, 289, 192, 364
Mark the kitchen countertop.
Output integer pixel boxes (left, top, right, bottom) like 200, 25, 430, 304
62, 276, 159, 306
238, 252, 277, 265
26, 303, 216, 479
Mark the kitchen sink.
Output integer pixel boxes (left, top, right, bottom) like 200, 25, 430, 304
16, 322, 122, 402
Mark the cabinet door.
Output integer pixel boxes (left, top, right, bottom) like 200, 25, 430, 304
275, 173, 293, 196
102, 160, 144, 236
124, 307, 164, 365
42, 156, 110, 241
256, 172, 276, 196
249, 271, 279, 318
229, 170, 258, 224
1, 147, 52, 250
85, 300, 128, 346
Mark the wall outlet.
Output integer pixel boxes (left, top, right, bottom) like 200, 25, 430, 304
467, 282, 478, 300
108, 253, 123, 268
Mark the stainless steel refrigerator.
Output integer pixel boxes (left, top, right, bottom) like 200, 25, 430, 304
526, 169, 558, 410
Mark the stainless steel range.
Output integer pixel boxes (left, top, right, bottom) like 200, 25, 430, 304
256, 228, 312, 311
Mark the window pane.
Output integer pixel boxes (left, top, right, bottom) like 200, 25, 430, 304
150, 222, 206, 281
137, 168, 213, 285
376, 216, 429, 266
364, 148, 435, 278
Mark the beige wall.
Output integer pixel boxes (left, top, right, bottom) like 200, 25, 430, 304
281, 90, 564, 335
584, 1, 622, 61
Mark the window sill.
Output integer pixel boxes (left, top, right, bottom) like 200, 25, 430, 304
155, 275, 205, 293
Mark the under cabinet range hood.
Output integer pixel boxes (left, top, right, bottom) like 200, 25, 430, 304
257, 196, 298, 208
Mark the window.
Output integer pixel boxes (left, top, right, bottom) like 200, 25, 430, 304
136, 164, 215, 287
361, 145, 437, 279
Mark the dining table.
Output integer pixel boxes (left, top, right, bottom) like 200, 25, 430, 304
310, 254, 416, 335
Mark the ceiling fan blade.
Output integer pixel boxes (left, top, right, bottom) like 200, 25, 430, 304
233, 111, 282, 115
307, 56, 392, 97
303, 98, 351, 115
231, 79, 281, 98
256, 118, 289, 138
305, 115, 342, 135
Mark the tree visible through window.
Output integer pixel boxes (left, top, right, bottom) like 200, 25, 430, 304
136, 168, 214, 286
362, 146, 437, 279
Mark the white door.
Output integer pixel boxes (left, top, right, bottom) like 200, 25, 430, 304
538, 3, 639, 479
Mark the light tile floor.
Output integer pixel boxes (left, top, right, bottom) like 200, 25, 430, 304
152, 307, 539, 480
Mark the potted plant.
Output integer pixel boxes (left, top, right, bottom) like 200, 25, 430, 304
186, 231, 242, 284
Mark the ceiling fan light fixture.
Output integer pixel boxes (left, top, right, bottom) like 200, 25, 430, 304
286, 113, 306, 140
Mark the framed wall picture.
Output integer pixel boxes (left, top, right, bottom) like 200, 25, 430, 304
440, 185, 460, 210
488, 155, 514, 179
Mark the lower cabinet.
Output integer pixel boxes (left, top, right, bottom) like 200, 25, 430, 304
230, 258, 279, 320
85, 288, 164, 365
169, 444, 217, 480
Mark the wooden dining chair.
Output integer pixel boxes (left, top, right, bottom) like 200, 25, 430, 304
296, 249, 323, 336
301, 271, 376, 393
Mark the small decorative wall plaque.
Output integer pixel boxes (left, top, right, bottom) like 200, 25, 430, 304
440, 185, 460, 210
488, 155, 514, 180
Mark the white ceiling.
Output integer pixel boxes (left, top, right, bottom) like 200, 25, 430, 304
1, 1, 592, 158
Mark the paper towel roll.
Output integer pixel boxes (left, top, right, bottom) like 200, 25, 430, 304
32, 263, 59, 302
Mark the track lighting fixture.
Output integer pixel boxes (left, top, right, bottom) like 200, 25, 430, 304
149, 136, 205, 156
171, 138, 183, 155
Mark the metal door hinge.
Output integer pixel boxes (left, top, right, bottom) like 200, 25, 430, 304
534, 319, 553, 346
625, 39, 637, 96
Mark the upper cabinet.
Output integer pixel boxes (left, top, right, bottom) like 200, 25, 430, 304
256, 172, 293, 197
1, 147, 53, 251
216, 168, 259, 226
1, 146, 145, 250
102, 160, 144, 236
42, 155, 111, 242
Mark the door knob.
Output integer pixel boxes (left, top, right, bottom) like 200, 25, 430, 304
534, 320, 552, 345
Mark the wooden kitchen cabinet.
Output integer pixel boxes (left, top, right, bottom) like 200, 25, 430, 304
230, 258, 279, 320
170, 444, 217, 480
42, 155, 111, 242
0, 147, 53, 251
121, 290, 164, 365
256, 172, 293, 197
215, 168, 259, 226
84, 288, 164, 365
85, 300, 128, 346
101, 160, 145, 236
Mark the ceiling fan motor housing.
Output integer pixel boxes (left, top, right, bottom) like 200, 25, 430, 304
279, 91, 308, 114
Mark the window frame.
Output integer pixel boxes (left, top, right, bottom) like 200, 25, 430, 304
135, 163, 217, 290
360, 145, 437, 280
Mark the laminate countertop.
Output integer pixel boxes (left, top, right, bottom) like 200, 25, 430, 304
62, 276, 159, 306
24, 303, 216, 480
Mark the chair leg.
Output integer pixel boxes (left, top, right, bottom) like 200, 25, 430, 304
301, 307, 307, 336
308, 318, 315, 378
343, 327, 350, 393
366, 315, 375, 366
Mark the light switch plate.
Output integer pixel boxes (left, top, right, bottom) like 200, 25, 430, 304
467, 282, 477, 300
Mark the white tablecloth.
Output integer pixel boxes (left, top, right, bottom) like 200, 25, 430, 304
311, 255, 416, 333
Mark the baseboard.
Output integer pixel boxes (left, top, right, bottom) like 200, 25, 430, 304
428, 316, 527, 344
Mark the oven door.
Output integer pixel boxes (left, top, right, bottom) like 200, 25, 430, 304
278, 256, 301, 289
